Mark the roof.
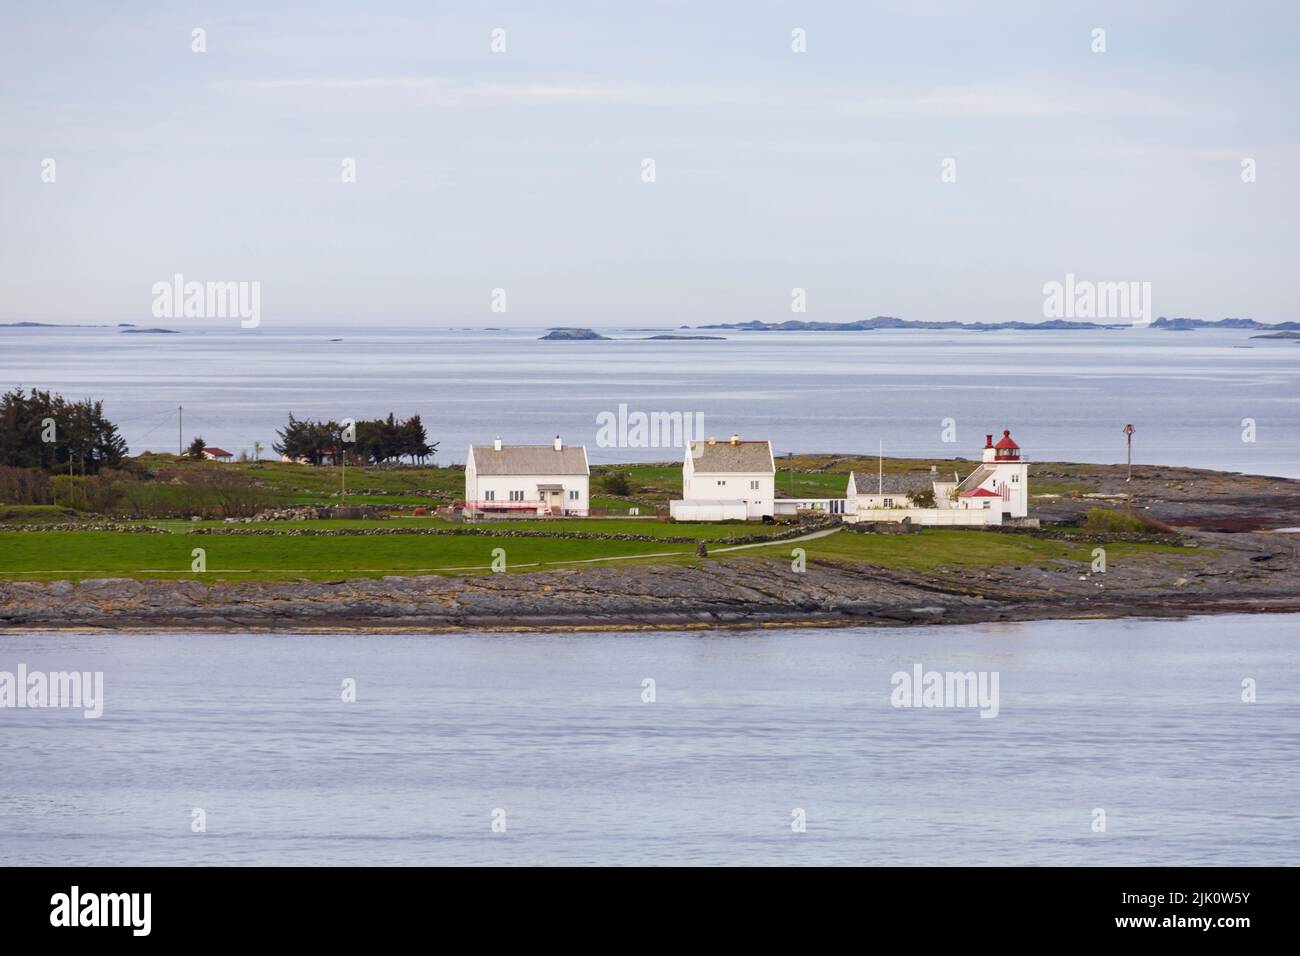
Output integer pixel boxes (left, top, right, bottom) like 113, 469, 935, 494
960, 487, 1002, 498
204, 447, 233, 458
994, 429, 1020, 450
957, 463, 995, 493
469, 444, 589, 476
688, 439, 774, 474
846, 473, 907, 497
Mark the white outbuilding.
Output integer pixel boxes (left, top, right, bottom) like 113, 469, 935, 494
464, 436, 590, 517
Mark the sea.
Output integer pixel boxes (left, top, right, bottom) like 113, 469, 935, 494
2, 323, 1297, 475
2, 326, 1298, 865
1, 615, 1296, 866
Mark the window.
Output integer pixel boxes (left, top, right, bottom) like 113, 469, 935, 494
509, 490, 524, 501
484, 490, 495, 501
1011, 474, 1019, 484
568, 489, 578, 501
717, 479, 727, 486
750, 480, 759, 490
982, 500, 991, 510
883, 498, 893, 508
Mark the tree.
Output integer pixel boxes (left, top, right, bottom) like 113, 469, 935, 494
186, 437, 207, 459
0, 388, 127, 474
273, 414, 343, 466
908, 488, 936, 508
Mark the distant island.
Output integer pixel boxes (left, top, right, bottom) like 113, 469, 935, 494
1, 321, 137, 329
0, 321, 111, 328
693, 316, 1300, 333
1249, 331, 1300, 340
121, 328, 179, 334
642, 334, 725, 340
539, 328, 610, 340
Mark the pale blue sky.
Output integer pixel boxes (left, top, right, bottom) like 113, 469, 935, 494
1, 0, 1296, 327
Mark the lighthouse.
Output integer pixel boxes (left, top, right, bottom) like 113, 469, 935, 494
968, 429, 1029, 517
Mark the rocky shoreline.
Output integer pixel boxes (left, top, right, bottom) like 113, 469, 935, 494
3, 528, 1297, 632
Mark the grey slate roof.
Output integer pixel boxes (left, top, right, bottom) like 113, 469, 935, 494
469, 444, 589, 476
849, 470, 949, 495
689, 440, 774, 474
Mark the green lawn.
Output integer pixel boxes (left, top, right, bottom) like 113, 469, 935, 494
0, 530, 692, 581
792, 528, 1193, 573
0, 524, 1200, 583
0, 504, 72, 524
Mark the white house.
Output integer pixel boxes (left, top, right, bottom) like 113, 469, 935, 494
670, 434, 775, 521
464, 436, 590, 517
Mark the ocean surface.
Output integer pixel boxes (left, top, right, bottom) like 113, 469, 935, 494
3, 324, 1298, 475
2, 614, 1297, 866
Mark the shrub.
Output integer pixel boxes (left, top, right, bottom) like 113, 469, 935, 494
0, 465, 52, 505
602, 471, 632, 496
1080, 507, 1171, 534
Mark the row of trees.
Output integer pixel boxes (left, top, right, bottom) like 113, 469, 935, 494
0, 388, 128, 474
273, 413, 436, 466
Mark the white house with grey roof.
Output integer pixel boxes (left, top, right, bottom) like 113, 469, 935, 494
670, 434, 775, 521
464, 436, 590, 517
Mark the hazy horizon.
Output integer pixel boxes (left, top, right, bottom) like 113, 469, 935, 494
2, 1, 1297, 328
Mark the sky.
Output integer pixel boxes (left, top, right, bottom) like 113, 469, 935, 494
1, 0, 1297, 328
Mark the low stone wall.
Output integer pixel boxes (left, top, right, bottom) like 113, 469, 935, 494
188, 518, 838, 546
228, 504, 390, 522
1, 523, 171, 534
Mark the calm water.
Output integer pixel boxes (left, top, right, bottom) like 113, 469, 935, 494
1, 614, 1297, 866
3, 324, 1298, 475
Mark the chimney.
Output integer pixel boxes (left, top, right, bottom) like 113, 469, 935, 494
985, 434, 994, 449
553, 435, 562, 451
493, 436, 502, 452
730, 433, 739, 445
707, 436, 716, 445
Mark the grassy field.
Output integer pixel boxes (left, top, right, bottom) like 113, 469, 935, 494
0, 529, 696, 581
0, 504, 72, 524
790, 528, 1192, 573
0, 524, 1197, 583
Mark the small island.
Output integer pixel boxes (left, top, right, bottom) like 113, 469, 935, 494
121, 328, 180, 334
539, 328, 610, 340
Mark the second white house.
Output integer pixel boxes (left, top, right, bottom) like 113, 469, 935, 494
670, 434, 775, 521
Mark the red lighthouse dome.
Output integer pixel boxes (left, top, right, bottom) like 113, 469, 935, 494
993, 429, 1020, 461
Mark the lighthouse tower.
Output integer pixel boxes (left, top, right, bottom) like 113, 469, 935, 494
977, 429, 1029, 517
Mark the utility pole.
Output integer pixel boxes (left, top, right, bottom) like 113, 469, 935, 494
178, 405, 183, 456
1123, 424, 1135, 482
878, 440, 883, 495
